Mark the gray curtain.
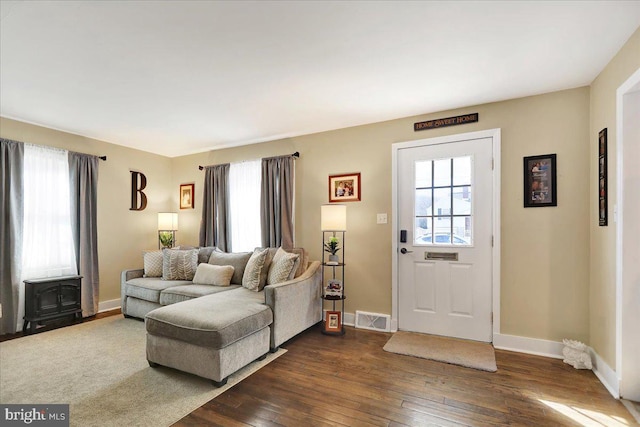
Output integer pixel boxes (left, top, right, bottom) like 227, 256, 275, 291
199, 164, 230, 251
261, 155, 295, 248
68, 152, 100, 317
0, 139, 24, 334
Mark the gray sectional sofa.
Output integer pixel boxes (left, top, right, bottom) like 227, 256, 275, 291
121, 246, 322, 386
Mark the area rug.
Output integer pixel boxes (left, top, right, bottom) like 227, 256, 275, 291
383, 331, 497, 372
0, 316, 286, 427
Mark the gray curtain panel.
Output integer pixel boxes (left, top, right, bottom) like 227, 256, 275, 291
0, 139, 24, 334
199, 164, 230, 252
68, 152, 100, 317
261, 156, 294, 248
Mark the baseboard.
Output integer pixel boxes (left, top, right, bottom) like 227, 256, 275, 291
98, 299, 121, 313
589, 348, 619, 398
493, 333, 564, 359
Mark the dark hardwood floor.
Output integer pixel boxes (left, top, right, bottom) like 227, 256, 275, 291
175, 325, 636, 427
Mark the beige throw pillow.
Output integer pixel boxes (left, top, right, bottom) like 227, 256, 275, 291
267, 247, 300, 285
192, 264, 235, 287
242, 248, 269, 291
143, 251, 163, 277
162, 248, 198, 281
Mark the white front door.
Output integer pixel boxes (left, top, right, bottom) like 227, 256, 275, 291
397, 135, 494, 342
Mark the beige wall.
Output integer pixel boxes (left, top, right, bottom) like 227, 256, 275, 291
3, 64, 607, 346
172, 87, 592, 343
589, 27, 640, 367
0, 117, 173, 303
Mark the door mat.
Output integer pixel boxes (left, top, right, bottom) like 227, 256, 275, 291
383, 330, 497, 372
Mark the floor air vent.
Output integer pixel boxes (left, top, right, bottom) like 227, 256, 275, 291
355, 311, 391, 332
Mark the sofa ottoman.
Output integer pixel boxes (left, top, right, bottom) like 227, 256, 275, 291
145, 290, 273, 386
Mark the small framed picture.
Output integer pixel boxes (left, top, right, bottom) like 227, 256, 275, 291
324, 311, 342, 333
598, 128, 608, 226
180, 183, 195, 209
324, 279, 343, 298
523, 154, 557, 208
329, 172, 361, 203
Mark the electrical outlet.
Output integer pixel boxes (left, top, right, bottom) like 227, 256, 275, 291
377, 213, 388, 224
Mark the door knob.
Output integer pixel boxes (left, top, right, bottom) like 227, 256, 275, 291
400, 247, 413, 254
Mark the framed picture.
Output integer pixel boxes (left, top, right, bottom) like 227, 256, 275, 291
324, 310, 342, 333
180, 183, 195, 209
324, 279, 343, 298
599, 128, 608, 226
523, 154, 557, 208
329, 172, 361, 203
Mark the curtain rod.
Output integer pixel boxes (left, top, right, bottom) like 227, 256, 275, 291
198, 151, 299, 170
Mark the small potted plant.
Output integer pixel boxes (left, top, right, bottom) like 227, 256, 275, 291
324, 236, 340, 265
159, 231, 174, 249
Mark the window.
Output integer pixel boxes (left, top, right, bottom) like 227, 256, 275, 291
414, 156, 472, 245
21, 144, 78, 279
228, 160, 262, 252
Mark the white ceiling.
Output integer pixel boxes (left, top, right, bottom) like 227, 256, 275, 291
1, 1, 639, 157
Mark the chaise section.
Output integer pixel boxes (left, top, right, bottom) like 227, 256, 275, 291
264, 261, 322, 349
145, 290, 273, 386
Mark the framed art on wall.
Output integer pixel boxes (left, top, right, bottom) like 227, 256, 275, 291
329, 172, 361, 203
523, 154, 557, 208
599, 128, 608, 226
180, 183, 195, 209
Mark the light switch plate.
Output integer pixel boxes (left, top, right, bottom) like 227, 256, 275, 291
377, 213, 388, 224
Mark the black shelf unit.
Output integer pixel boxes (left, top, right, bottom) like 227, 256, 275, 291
321, 230, 346, 335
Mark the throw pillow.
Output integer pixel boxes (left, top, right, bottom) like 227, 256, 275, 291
242, 248, 269, 291
143, 251, 163, 277
197, 246, 220, 265
192, 263, 235, 287
267, 247, 300, 285
162, 248, 198, 281
208, 251, 252, 285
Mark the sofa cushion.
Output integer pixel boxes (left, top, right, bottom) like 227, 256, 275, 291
125, 277, 192, 303
159, 284, 240, 305
288, 248, 307, 278
146, 290, 273, 348
192, 264, 234, 287
268, 247, 300, 285
197, 246, 220, 265
163, 248, 198, 281
242, 248, 269, 291
208, 251, 252, 285
143, 251, 163, 278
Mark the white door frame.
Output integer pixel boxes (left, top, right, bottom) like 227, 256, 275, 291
391, 128, 501, 335
616, 66, 640, 399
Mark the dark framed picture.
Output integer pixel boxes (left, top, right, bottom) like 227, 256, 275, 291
180, 183, 195, 209
324, 311, 342, 333
599, 128, 608, 226
523, 154, 557, 208
329, 172, 361, 203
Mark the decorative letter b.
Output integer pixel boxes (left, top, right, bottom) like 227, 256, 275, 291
130, 171, 147, 211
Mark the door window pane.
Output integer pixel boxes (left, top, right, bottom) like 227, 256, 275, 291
453, 216, 472, 245
415, 189, 432, 216
453, 156, 471, 186
452, 186, 472, 215
434, 188, 451, 215
415, 161, 432, 188
433, 159, 451, 187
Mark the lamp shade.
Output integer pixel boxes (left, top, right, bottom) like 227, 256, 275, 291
158, 212, 178, 231
321, 204, 347, 231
